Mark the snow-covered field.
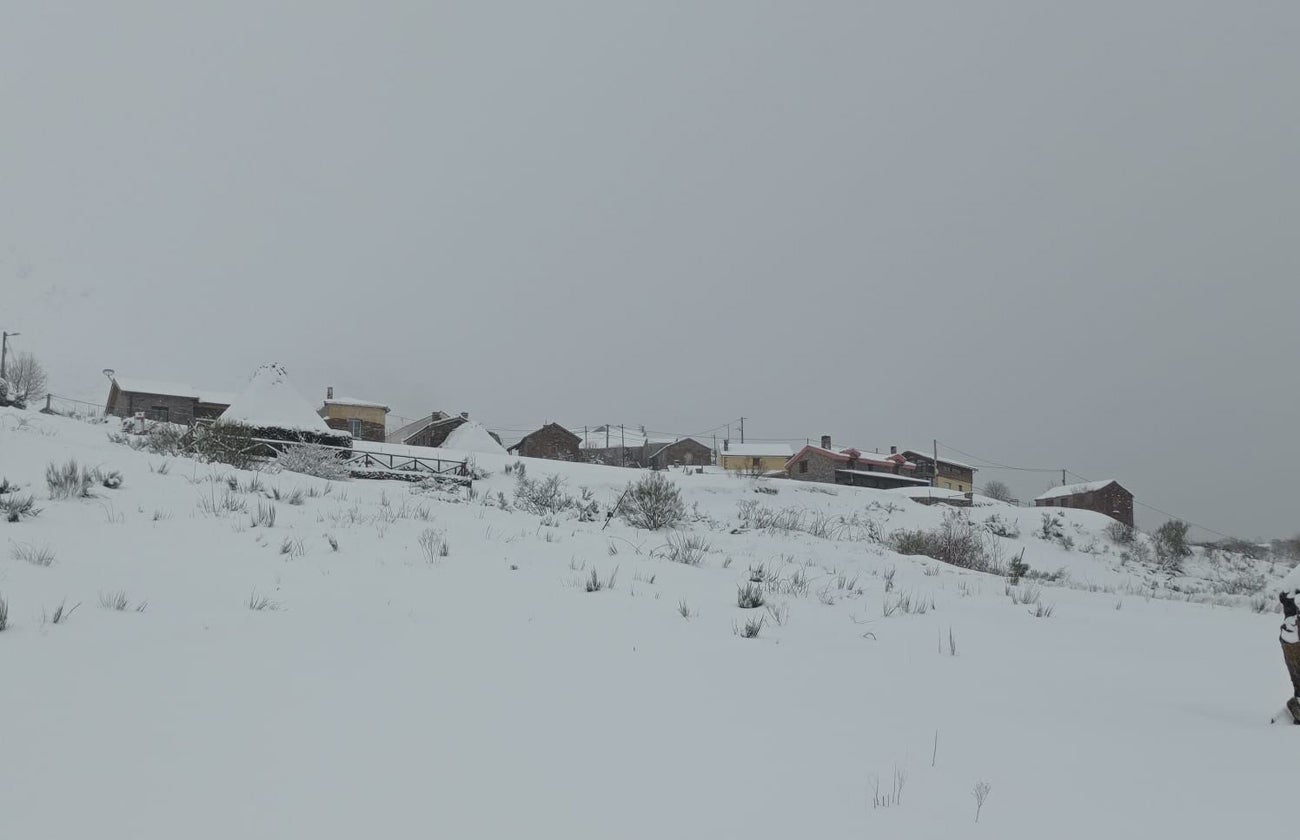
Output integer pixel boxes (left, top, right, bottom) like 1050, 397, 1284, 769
0, 407, 1292, 838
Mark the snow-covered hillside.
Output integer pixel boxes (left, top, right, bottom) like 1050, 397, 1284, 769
0, 407, 1293, 838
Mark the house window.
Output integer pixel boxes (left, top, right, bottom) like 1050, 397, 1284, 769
348, 418, 362, 437
798, 460, 808, 474
150, 406, 169, 422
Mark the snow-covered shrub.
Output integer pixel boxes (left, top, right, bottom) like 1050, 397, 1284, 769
619, 472, 685, 530
1120, 539, 1153, 566
143, 424, 186, 456
734, 615, 764, 638
514, 473, 574, 516
1036, 512, 1065, 541
889, 512, 992, 572
664, 531, 709, 566
1, 493, 40, 522
1105, 520, 1135, 545
45, 459, 95, 500
94, 468, 123, 489
190, 422, 258, 469
1153, 520, 1192, 571
736, 582, 766, 609
275, 442, 350, 481
576, 487, 599, 522
585, 566, 618, 592
982, 513, 1020, 539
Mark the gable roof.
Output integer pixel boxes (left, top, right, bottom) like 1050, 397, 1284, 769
508, 422, 581, 451
1034, 480, 1124, 502
387, 411, 455, 444
323, 397, 390, 412
786, 445, 915, 471
110, 377, 236, 407
219, 363, 339, 435
647, 437, 713, 459
720, 443, 793, 459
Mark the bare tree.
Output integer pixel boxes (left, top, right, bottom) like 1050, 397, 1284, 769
5, 352, 47, 405
972, 781, 991, 823
981, 480, 1014, 502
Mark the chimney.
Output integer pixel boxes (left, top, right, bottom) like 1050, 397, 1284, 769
723, 439, 729, 451
460, 411, 469, 419
327, 386, 334, 400
890, 445, 897, 455
820, 435, 832, 450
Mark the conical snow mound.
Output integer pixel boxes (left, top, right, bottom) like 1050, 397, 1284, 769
442, 420, 506, 454
219, 363, 339, 436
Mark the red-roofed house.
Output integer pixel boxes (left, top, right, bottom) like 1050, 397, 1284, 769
785, 436, 930, 489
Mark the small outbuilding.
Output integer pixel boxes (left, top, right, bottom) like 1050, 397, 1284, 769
645, 437, 713, 470
1034, 479, 1134, 528
104, 376, 235, 425
507, 423, 582, 461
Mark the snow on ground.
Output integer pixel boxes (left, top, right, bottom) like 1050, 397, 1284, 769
0, 407, 1294, 839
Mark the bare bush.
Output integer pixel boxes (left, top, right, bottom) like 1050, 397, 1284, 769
249, 502, 277, 528
981, 480, 1014, 502
514, 473, 575, 516
98, 590, 132, 611
4, 351, 47, 405
872, 766, 908, 809
247, 591, 281, 611
276, 443, 350, 481
418, 528, 449, 563
0, 592, 7, 631
620, 472, 685, 530
973, 781, 991, 823
1105, 520, 1136, 545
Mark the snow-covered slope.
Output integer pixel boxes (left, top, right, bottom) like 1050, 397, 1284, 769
0, 408, 1293, 839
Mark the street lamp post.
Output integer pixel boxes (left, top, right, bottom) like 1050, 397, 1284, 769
0, 331, 19, 381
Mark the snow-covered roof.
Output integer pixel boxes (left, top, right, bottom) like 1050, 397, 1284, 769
835, 469, 931, 485
219, 364, 342, 435
647, 437, 714, 458
720, 443, 792, 458
442, 421, 506, 454
324, 397, 390, 411
111, 377, 236, 406
892, 486, 969, 499
791, 445, 914, 469
578, 427, 670, 449
1035, 480, 1119, 501
899, 448, 975, 471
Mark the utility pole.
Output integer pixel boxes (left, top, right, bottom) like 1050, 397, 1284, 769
1062, 469, 1067, 487
0, 331, 19, 381
620, 424, 625, 466
739, 416, 746, 444
933, 439, 939, 488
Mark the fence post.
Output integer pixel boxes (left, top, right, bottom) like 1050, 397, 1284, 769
45, 394, 52, 412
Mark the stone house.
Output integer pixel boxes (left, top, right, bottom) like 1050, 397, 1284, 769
786, 435, 930, 489
104, 376, 235, 425
718, 442, 792, 474
318, 388, 389, 443
1034, 480, 1134, 528
507, 423, 582, 461
645, 437, 713, 470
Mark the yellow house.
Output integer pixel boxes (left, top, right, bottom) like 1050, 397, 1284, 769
317, 388, 390, 442
718, 442, 793, 474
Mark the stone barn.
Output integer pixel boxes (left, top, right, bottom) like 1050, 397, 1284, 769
507, 423, 581, 461
1034, 480, 1134, 529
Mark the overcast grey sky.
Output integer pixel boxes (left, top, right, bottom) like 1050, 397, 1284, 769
2, 2, 1297, 538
